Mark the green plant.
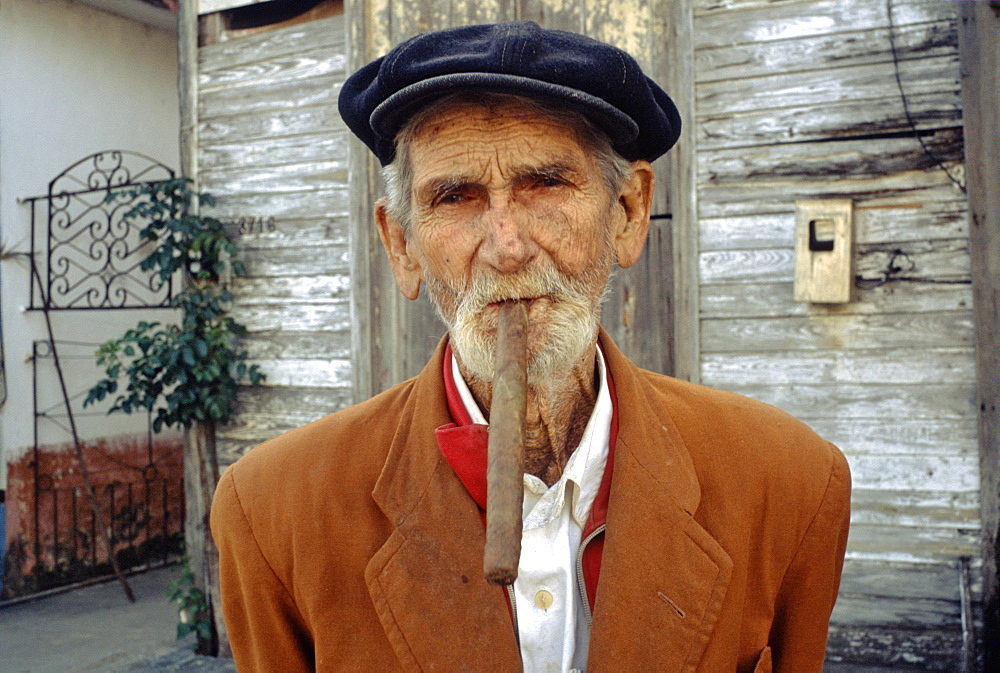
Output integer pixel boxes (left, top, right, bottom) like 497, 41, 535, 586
168, 554, 213, 644
84, 178, 263, 430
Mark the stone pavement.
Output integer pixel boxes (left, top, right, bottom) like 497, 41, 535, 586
0, 565, 235, 673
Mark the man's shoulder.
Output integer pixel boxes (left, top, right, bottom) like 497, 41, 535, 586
629, 367, 850, 536
632, 367, 846, 485
223, 376, 421, 493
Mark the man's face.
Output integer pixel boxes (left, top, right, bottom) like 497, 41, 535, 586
387, 101, 630, 383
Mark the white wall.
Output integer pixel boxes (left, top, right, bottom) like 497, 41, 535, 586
0, 0, 181, 487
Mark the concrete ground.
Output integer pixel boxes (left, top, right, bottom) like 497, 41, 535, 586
0, 566, 235, 673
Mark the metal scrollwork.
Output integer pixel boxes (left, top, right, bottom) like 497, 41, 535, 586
40, 151, 176, 309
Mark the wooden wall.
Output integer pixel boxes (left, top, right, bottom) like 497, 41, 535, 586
191, 0, 984, 667
691, 0, 979, 667
197, 14, 354, 465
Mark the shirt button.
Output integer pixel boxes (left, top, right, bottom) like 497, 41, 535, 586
534, 589, 554, 610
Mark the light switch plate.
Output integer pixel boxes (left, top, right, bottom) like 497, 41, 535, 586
794, 199, 854, 303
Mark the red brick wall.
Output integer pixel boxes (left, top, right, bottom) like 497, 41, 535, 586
3, 432, 184, 598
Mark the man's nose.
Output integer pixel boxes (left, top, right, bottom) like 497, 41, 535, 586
479, 200, 534, 274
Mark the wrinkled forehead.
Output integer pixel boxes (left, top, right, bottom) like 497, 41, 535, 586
405, 99, 599, 181
397, 92, 606, 163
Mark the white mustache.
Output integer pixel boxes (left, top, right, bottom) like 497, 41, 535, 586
454, 265, 593, 322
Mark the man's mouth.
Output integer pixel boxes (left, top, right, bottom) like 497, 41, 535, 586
486, 297, 542, 313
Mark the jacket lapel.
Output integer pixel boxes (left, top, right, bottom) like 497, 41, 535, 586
587, 334, 733, 672
365, 341, 521, 672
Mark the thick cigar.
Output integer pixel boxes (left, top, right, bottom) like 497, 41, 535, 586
484, 300, 529, 586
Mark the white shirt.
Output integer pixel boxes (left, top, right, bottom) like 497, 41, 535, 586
451, 347, 613, 672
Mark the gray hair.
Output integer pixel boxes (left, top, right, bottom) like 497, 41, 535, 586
381, 92, 635, 234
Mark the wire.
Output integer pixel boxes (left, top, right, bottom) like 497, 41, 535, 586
886, 0, 967, 194
854, 248, 971, 287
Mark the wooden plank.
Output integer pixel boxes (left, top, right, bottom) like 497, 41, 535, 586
200, 106, 345, 144
252, 358, 353, 388
846, 454, 980, 493
449, 0, 516, 25
699, 197, 969, 251
697, 169, 965, 220
346, 0, 381, 403
701, 312, 973, 353
693, 0, 957, 49
200, 132, 348, 172
701, 348, 975, 386
846, 523, 981, 562
199, 14, 343, 72
826, 625, 961, 672
584, 0, 655, 71
667, 0, 700, 382
235, 303, 352, 332
697, 53, 960, 117
849, 489, 980, 529
232, 275, 351, 303
698, 90, 961, 149
693, 0, 812, 14
240, 331, 352, 361
239, 244, 350, 277
228, 218, 350, 251
199, 74, 342, 119
517, 0, 585, 33
839, 558, 965, 602
700, 281, 973, 320
232, 384, 352, 417
602, 219, 674, 375
727, 383, 975, 421
199, 0, 273, 15
698, 131, 963, 184
178, 0, 207, 607
200, 161, 347, 195
699, 239, 971, 284
200, 189, 349, 220
696, 19, 957, 84
831, 593, 960, 630
199, 52, 346, 92
959, 3, 1000, 665
806, 418, 978, 457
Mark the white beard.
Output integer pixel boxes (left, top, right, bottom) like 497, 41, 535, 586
425, 257, 611, 386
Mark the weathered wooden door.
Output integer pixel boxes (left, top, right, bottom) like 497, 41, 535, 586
346, 0, 688, 400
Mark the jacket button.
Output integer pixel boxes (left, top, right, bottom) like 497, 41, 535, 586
534, 589, 554, 610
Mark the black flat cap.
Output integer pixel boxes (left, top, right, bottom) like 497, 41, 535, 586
339, 21, 682, 166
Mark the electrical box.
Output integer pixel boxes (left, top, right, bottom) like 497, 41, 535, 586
794, 199, 854, 304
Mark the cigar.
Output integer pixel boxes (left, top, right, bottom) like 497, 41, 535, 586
483, 300, 529, 586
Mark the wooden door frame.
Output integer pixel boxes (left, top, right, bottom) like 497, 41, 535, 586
958, 1, 1000, 666
665, 0, 699, 384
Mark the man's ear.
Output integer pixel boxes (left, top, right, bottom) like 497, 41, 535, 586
613, 160, 654, 269
375, 198, 422, 300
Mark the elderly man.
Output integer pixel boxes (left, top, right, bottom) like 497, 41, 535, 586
211, 22, 851, 672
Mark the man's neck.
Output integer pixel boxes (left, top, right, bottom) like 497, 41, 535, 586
460, 342, 600, 487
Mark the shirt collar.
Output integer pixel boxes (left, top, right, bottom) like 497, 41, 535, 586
447, 344, 612, 528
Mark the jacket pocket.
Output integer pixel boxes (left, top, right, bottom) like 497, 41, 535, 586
754, 646, 772, 673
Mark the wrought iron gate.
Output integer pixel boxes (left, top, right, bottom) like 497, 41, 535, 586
28, 150, 176, 310
7, 151, 185, 599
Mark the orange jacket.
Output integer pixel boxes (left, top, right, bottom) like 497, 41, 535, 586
211, 331, 851, 672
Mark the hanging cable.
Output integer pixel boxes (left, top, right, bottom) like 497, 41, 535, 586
886, 0, 967, 194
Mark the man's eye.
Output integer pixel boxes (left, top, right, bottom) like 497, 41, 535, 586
536, 176, 564, 188
437, 192, 469, 205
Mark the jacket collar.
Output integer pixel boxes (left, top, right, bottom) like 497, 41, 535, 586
586, 332, 733, 671
366, 331, 732, 672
